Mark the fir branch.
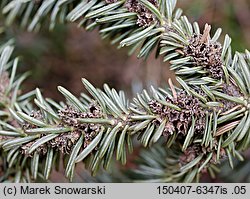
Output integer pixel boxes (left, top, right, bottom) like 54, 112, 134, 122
0, 0, 247, 85
0, 42, 249, 181
0, 0, 249, 182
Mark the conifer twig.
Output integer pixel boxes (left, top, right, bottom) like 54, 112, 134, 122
0, 0, 249, 182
